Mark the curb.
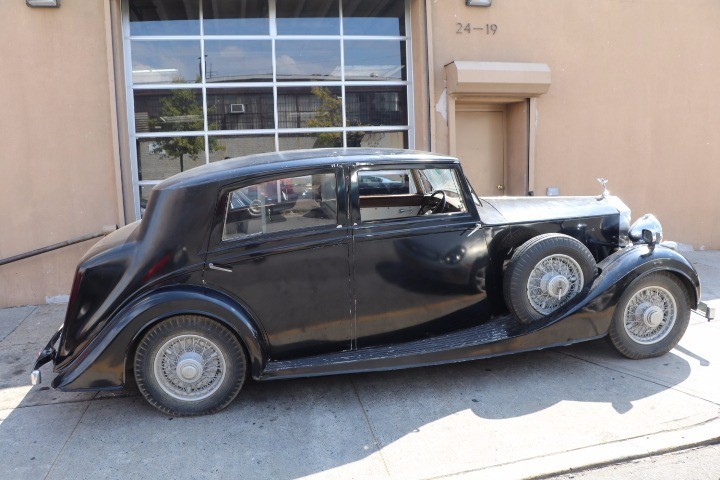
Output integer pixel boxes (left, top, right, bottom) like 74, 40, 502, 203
438, 417, 720, 480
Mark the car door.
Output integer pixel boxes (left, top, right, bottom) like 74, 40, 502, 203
350, 162, 494, 349
204, 167, 351, 360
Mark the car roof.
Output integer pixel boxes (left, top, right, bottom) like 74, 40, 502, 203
156, 148, 459, 191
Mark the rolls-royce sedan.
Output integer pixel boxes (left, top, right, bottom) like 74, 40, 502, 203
31, 148, 713, 416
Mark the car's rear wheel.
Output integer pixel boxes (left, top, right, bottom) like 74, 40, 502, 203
608, 272, 691, 359
504, 233, 596, 324
134, 315, 246, 416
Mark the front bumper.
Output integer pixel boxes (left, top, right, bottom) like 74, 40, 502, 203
695, 301, 716, 321
30, 326, 62, 385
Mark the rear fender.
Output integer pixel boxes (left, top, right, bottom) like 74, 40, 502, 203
52, 286, 268, 391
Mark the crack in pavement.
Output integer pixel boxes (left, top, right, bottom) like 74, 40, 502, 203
0, 306, 38, 343
43, 400, 91, 480
0, 339, 59, 349
349, 376, 392, 478
1, 390, 140, 413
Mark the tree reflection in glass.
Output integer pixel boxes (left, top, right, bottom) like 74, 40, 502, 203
149, 90, 223, 172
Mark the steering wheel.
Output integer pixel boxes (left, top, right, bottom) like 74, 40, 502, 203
247, 199, 263, 217
418, 190, 446, 215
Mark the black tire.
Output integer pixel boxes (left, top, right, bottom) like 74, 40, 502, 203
134, 315, 247, 416
608, 272, 691, 359
504, 233, 596, 324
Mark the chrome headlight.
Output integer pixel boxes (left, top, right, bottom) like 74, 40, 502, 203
629, 214, 663, 244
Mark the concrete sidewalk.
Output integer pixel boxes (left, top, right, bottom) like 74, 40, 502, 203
0, 252, 719, 480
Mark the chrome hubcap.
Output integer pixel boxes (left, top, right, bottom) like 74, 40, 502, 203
176, 352, 204, 383
153, 335, 226, 401
623, 286, 677, 344
542, 274, 571, 299
527, 254, 584, 315
642, 305, 664, 328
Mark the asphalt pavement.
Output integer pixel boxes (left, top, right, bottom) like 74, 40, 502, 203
0, 251, 718, 480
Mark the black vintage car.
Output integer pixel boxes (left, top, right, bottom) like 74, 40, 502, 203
32, 149, 713, 416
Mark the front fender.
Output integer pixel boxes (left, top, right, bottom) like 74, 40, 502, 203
511, 244, 702, 341
593, 244, 700, 308
52, 285, 269, 391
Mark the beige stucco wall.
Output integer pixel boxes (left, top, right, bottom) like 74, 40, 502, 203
0, 0, 122, 308
425, 0, 720, 249
1, 0, 719, 308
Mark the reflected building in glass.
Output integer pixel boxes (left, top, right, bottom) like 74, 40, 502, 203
126, 0, 411, 215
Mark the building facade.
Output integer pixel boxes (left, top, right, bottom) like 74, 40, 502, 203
1, 0, 719, 307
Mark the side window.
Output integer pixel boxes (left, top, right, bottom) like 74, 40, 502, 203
223, 172, 337, 241
358, 169, 417, 196
358, 167, 467, 223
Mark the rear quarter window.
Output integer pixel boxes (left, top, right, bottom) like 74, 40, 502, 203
223, 172, 337, 241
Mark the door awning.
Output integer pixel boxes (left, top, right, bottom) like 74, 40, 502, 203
445, 61, 551, 97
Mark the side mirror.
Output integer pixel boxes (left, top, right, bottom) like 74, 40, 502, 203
641, 229, 658, 245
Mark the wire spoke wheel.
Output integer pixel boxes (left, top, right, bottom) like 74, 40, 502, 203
134, 315, 247, 416
622, 286, 677, 345
153, 334, 227, 401
608, 272, 690, 360
526, 254, 584, 315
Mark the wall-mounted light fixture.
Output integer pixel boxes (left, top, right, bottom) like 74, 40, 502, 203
466, 0, 492, 6
26, 0, 60, 7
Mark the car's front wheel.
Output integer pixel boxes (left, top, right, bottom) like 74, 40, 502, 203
608, 272, 691, 359
134, 315, 247, 416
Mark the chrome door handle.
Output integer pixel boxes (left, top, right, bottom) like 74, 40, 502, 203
208, 262, 233, 273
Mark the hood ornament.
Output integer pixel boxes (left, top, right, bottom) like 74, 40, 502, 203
597, 178, 609, 199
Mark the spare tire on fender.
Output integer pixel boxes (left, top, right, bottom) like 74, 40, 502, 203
503, 233, 596, 325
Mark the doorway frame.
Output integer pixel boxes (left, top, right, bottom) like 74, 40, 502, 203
443, 61, 550, 197
449, 101, 508, 195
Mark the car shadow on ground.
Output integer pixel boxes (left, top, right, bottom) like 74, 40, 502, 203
0, 336, 697, 479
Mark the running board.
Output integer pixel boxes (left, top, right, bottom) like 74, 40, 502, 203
260, 315, 527, 380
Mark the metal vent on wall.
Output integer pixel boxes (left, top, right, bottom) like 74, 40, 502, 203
134, 112, 149, 132
230, 104, 246, 114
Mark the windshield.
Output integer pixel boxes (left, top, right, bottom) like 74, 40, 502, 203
416, 168, 464, 201
464, 175, 482, 207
